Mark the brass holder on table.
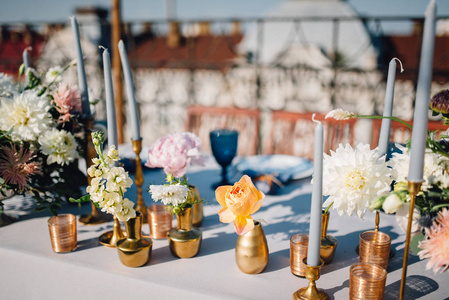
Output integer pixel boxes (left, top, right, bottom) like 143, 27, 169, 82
79, 117, 112, 225
292, 258, 329, 300
320, 212, 337, 264
99, 216, 125, 247
132, 139, 147, 224
399, 180, 423, 300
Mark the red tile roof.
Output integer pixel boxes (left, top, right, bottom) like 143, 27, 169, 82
381, 35, 449, 83
128, 32, 244, 70
0, 28, 45, 77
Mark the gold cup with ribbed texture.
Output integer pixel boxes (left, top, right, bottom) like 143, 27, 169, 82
349, 262, 387, 300
290, 233, 308, 277
148, 205, 173, 239
48, 214, 77, 253
359, 231, 391, 270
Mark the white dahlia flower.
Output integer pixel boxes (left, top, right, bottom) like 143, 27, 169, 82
323, 143, 392, 218
38, 128, 79, 165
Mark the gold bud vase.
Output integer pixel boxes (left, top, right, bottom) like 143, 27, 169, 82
320, 210, 337, 264
117, 211, 153, 267
168, 206, 202, 258
235, 221, 269, 274
189, 185, 203, 227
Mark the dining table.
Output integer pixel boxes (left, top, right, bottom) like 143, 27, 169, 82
0, 155, 448, 300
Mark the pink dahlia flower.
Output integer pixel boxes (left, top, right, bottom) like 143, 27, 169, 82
52, 84, 82, 123
418, 208, 449, 274
146, 132, 205, 178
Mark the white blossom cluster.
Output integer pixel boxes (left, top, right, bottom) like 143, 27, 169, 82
86, 145, 136, 222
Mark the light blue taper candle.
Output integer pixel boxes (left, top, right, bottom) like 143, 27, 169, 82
377, 58, 397, 157
118, 40, 141, 141
101, 47, 118, 150
408, 0, 436, 182
22, 48, 30, 86
70, 16, 91, 118
308, 115, 323, 267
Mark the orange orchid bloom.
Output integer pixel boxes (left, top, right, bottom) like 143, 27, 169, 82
215, 175, 265, 235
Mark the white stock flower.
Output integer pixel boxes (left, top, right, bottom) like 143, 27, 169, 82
0, 73, 15, 97
115, 198, 136, 222
382, 193, 404, 214
0, 90, 52, 141
323, 143, 392, 218
38, 128, 79, 165
103, 166, 133, 192
325, 109, 356, 120
149, 183, 190, 206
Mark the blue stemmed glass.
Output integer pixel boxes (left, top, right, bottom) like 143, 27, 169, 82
210, 129, 238, 189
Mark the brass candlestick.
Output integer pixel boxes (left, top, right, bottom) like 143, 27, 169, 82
132, 139, 147, 223
99, 216, 125, 247
374, 210, 380, 232
79, 117, 112, 225
399, 180, 423, 300
293, 258, 329, 300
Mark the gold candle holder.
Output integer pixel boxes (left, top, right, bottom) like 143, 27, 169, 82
290, 233, 308, 277
147, 205, 173, 239
48, 214, 77, 253
132, 139, 147, 224
349, 262, 387, 300
79, 117, 112, 225
292, 258, 329, 300
399, 180, 423, 300
359, 230, 391, 270
99, 216, 125, 247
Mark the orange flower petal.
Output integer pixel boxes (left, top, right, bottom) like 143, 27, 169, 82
251, 198, 263, 214
218, 207, 235, 223
239, 174, 253, 185
215, 185, 231, 208
234, 215, 254, 235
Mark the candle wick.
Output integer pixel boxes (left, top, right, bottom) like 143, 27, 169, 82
312, 113, 322, 124
99, 45, 107, 51
393, 57, 404, 73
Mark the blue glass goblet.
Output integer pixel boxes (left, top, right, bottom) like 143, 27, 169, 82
210, 129, 238, 189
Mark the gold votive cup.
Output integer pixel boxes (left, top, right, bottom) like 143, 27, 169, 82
349, 262, 387, 300
359, 231, 391, 270
147, 205, 173, 239
48, 214, 77, 253
290, 233, 309, 277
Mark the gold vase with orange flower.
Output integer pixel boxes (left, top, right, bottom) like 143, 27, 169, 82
216, 175, 268, 274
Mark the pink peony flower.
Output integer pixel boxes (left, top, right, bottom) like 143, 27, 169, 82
51, 84, 82, 123
0, 144, 41, 192
418, 208, 449, 274
146, 132, 205, 178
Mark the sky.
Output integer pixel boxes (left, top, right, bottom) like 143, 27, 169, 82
1, 0, 448, 25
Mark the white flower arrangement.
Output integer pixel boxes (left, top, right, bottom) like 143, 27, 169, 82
322, 143, 392, 218
84, 131, 136, 222
149, 184, 190, 207
38, 128, 78, 165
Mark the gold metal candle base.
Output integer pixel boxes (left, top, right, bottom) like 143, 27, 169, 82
79, 203, 113, 225
293, 258, 329, 300
399, 180, 423, 300
132, 139, 147, 224
99, 216, 125, 247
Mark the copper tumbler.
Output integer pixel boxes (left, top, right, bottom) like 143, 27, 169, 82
48, 214, 77, 253
290, 234, 309, 277
148, 205, 173, 239
350, 262, 387, 300
359, 231, 391, 270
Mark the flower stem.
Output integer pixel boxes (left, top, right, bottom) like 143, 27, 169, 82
356, 115, 413, 130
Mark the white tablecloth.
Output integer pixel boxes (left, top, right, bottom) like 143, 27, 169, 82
0, 157, 448, 299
